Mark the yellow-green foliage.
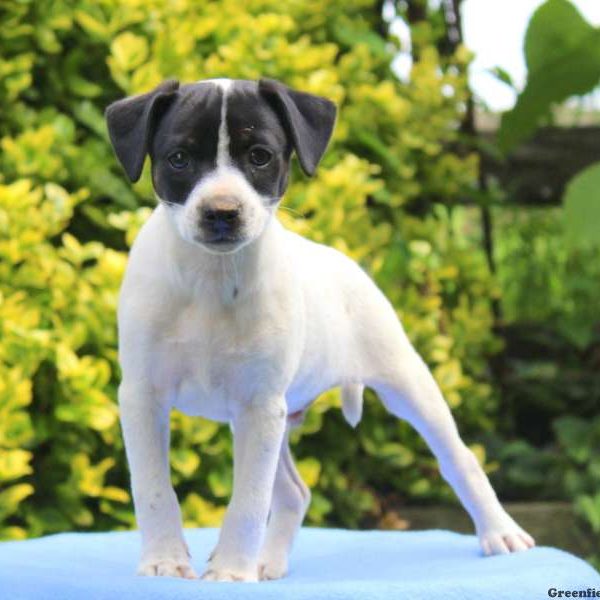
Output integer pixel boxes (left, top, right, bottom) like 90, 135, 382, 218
0, 0, 498, 537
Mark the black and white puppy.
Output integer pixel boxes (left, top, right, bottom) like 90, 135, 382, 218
106, 78, 534, 582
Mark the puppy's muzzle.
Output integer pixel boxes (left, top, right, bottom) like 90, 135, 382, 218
200, 196, 242, 242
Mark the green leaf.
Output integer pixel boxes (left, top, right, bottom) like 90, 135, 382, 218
498, 0, 600, 152
488, 67, 514, 89
73, 11, 109, 41
575, 493, 600, 533
110, 33, 149, 72
334, 19, 389, 58
524, 0, 599, 74
72, 101, 107, 138
553, 416, 594, 463
0, 484, 33, 521
170, 448, 200, 478
297, 457, 321, 487
207, 470, 231, 498
563, 161, 600, 248
0, 449, 32, 482
63, 51, 103, 98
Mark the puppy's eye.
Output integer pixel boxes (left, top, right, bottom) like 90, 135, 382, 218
249, 147, 272, 167
168, 151, 190, 169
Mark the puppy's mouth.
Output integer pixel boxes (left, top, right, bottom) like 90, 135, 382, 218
193, 233, 247, 254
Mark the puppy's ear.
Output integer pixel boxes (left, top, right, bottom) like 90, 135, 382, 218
259, 79, 336, 176
105, 80, 179, 182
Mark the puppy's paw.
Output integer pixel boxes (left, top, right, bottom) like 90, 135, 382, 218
138, 558, 198, 579
202, 551, 258, 582
201, 566, 258, 582
138, 538, 196, 578
478, 516, 535, 556
258, 556, 288, 581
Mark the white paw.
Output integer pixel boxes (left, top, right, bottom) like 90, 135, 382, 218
201, 566, 258, 582
478, 517, 535, 556
202, 552, 258, 582
138, 557, 198, 579
258, 555, 288, 580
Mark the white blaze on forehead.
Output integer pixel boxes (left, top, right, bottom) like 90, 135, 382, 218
205, 78, 233, 169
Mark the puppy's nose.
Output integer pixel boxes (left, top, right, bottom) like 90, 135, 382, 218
200, 196, 242, 237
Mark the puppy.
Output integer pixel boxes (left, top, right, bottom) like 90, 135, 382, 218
105, 78, 535, 582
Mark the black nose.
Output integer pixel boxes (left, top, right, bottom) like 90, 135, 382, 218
200, 196, 241, 238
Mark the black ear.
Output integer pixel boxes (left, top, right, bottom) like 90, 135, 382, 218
259, 79, 337, 176
105, 80, 180, 182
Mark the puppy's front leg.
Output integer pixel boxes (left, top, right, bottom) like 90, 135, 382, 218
119, 380, 196, 578
203, 396, 286, 582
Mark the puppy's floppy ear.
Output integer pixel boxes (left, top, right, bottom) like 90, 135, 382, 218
259, 79, 337, 176
105, 80, 179, 182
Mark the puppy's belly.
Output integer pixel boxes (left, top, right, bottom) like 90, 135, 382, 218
172, 378, 231, 422
171, 375, 327, 423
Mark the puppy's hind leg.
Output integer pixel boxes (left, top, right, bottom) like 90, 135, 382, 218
366, 327, 535, 556
258, 429, 310, 580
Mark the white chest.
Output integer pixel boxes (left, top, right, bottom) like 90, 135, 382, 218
153, 294, 295, 421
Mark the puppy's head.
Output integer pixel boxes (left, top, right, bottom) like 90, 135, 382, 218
105, 78, 336, 254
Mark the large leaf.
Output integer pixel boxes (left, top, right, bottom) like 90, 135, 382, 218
525, 0, 594, 72
563, 161, 600, 248
498, 0, 600, 152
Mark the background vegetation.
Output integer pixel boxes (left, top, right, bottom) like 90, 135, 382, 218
0, 0, 597, 568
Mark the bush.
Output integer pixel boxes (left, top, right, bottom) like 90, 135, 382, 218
0, 0, 498, 538
490, 205, 600, 565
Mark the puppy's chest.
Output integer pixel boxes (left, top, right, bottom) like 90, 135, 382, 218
158, 298, 285, 420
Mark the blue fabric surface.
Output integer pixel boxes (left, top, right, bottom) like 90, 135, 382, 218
0, 528, 597, 600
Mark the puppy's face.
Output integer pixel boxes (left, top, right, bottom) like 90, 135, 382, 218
152, 80, 292, 253
106, 78, 336, 254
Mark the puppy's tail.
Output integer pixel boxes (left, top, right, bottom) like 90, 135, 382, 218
341, 384, 364, 428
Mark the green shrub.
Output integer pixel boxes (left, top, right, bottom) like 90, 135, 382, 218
0, 0, 498, 538
495, 206, 600, 349
555, 416, 600, 567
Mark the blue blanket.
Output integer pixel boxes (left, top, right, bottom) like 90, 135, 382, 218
0, 528, 597, 599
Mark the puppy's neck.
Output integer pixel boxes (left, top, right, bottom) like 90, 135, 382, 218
161, 207, 283, 306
